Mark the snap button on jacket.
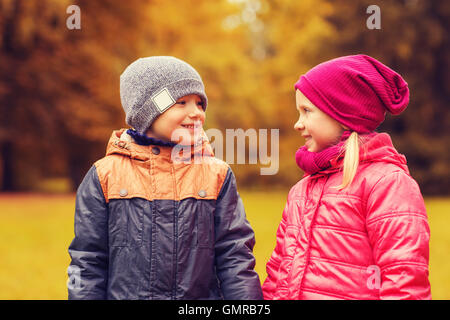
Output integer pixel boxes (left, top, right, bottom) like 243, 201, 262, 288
198, 190, 207, 198
151, 146, 160, 155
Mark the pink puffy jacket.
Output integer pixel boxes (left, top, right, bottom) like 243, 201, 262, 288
263, 133, 431, 300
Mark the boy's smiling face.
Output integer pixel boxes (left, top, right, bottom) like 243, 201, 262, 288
146, 94, 205, 145
294, 89, 345, 152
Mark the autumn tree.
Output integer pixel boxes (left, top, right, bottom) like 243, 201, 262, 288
0, 0, 248, 191
1, 0, 448, 194
323, 0, 450, 194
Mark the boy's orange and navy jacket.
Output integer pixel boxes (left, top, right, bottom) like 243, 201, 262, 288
68, 129, 263, 300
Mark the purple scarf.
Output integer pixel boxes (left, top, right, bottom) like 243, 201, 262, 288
295, 131, 352, 175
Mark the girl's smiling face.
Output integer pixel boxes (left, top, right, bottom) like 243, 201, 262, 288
294, 89, 345, 152
146, 94, 205, 145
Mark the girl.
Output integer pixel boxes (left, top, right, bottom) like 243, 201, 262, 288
263, 54, 431, 300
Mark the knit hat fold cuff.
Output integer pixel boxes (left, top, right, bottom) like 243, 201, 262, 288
164, 78, 208, 110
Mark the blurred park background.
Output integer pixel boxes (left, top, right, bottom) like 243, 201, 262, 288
0, 0, 449, 299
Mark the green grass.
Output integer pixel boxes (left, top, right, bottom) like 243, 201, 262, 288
0, 192, 448, 299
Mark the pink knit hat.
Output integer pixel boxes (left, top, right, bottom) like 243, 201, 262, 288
294, 54, 409, 133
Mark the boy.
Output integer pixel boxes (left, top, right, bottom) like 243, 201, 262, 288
68, 56, 263, 300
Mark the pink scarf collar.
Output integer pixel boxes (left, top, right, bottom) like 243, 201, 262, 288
295, 131, 352, 175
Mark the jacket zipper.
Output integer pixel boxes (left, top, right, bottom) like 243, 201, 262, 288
171, 164, 178, 300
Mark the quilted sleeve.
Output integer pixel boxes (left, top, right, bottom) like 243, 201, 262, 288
214, 168, 263, 300
68, 165, 109, 299
366, 170, 431, 300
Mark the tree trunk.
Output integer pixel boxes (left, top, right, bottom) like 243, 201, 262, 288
0, 140, 15, 191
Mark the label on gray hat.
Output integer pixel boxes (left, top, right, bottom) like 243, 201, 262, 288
151, 88, 176, 113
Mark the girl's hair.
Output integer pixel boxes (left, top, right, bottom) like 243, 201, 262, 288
336, 131, 361, 190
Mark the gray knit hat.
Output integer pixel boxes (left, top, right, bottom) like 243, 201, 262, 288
120, 56, 208, 134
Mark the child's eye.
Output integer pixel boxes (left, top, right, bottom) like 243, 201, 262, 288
197, 101, 204, 107
176, 100, 186, 105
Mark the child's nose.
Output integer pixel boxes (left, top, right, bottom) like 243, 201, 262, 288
188, 102, 203, 118
294, 118, 304, 131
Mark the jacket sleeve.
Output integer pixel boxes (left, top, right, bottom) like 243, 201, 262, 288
262, 190, 290, 300
214, 168, 263, 300
366, 170, 431, 300
68, 165, 109, 300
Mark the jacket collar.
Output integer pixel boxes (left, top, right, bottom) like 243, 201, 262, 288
105, 128, 215, 162
306, 132, 409, 178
